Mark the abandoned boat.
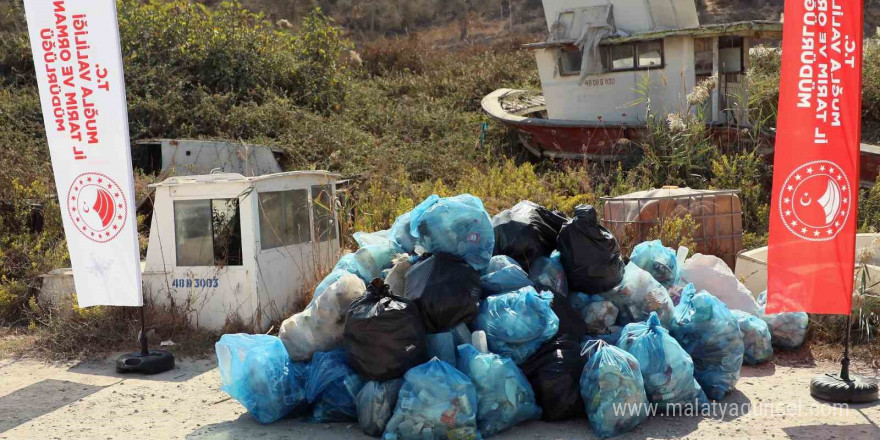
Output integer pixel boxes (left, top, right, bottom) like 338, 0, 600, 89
482, 0, 879, 186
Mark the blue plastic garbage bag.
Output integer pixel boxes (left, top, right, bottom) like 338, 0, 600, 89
580, 341, 649, 438
215, 334, 308, 424
670, 285, 744, 400
528, 251, 568, 296
474, 286, 559, 364
383, 358, 481, 440
730, 310, 773, 365
480, 256, 533, 296
456, 344, 542, 437
602, 262, 674, 327
570, 293, 619, 334
617, 312, 708, 411
334, 244, 396, 283
757, 291, 809, 349
388, 207, 424, 255
307, 350, 365, 422
630, 240, 681, 287
357, 379, 404, 437
409, 194, 495, 271
354, 230, 392, 248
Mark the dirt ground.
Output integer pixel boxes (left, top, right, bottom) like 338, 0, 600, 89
0, 354, 878, 440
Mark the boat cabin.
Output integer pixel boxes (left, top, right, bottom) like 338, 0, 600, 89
142, 171, 341, 331
524, 0, 782, 125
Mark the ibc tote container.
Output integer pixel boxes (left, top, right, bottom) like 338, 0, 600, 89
601, 187, 743, 268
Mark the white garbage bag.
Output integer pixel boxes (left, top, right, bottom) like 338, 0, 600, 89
279, 273, 366, 361
680, 254, 758, 315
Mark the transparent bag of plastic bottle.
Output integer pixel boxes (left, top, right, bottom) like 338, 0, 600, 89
570, 292, 619, 334
456, 344, 541, 437
528, 251, 568, 296
473, 286, 559, 364
306, 349, 365, 422
383, 358, 481, 440
670, 284, 744, 400
408, 194, 495, 271
730, 310, 773, 365
629, 240, 681, 287
616, 312, 708, 411
602, 262, 675, 327
579, 341, 649, 438
757, 291, 809, 349
480, 255, 533, 297
215, 334, 308, 424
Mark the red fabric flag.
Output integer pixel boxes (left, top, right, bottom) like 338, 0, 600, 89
767, 0, 864, 314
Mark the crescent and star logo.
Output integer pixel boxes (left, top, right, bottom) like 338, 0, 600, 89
779, 160, 852, 242
66, 172, 128, 243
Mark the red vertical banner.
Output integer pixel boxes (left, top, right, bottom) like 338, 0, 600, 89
767, 0, 864, 314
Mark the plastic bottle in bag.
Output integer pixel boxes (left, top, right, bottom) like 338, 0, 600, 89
579, 341, 649, 438
670, 284, 744, 400
756, 291, 809, 349
480, 255, 533, 297
215, 334, 308, 424
357, 379, 405, 437
456, 344, 542, 438
616, 312, 708, 411
570, 292, 619, 334
409, 194, 495, 271
629, 240, 681, 287
602, 262, 675, 327
306, 349, 365, 422
473, 286, 559, 364
528, 251, 568, 296
383, 358, 481, 440
730, 310, 773, 365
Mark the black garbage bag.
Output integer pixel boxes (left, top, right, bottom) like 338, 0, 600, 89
404, 252, 481, 333
521, 335, 587, 421
547, 291, 588, 340
556, 205, 625, 294
344, 279, 429, 381
492, 201, 567, 270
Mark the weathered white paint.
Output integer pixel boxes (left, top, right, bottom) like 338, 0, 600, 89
142, 171, 340, 331
536, 36, 696, 121
133, 139, 282, 177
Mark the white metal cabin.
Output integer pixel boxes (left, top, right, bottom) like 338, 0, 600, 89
142, 171, 341, 331
525, 0, 782, 125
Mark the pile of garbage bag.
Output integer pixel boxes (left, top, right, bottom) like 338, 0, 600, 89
357, 379, 404, 437
280, 273, 366, 361
344, 279, 428, 381
757, 291, 809, 349
670, 284, 744, 400
557, 205, 625, 294
521, 335, 586, 421
217, 194, 797, 437
456, 344, 542, 437
629, 240, 682, 288
616, 312, 707, 410
730, 310, 773, 365
570, 292, 619, 334
492, 200, 567, 270
603, 262, 675, 327
384, 358, 481, 440
306, 350, 365, 422
405, 252, 481, 333
473, 286, 559, 364
479, 256, 533, 296
216, 334, 308, 424
580, 341, 649, 438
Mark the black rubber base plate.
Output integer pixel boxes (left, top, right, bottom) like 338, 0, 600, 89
810, 373, 879, 403
116, 350, 175, 375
